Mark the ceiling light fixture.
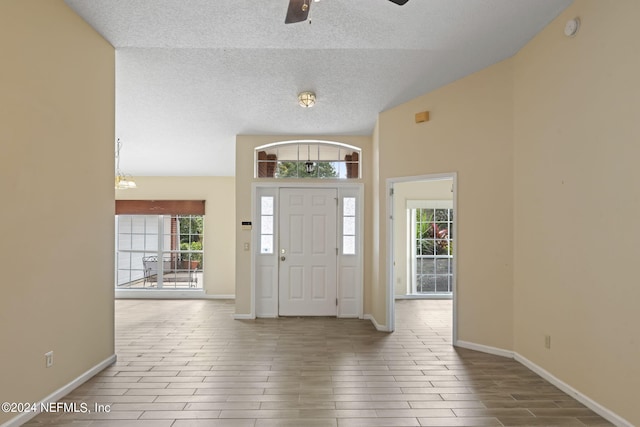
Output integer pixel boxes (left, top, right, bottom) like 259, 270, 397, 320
298, 91, 316, 108
115, 138, 137, 189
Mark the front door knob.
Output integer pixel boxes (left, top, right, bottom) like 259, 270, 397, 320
280, 256, 286, 261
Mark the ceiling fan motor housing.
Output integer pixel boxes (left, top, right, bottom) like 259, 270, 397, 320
285, 0, 409, 24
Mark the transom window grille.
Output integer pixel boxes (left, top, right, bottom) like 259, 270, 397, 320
410, 202, 453, 295
255, 141, 361, 179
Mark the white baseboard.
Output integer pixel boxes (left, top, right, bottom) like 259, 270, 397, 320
513, 353, 633, 427
1, 354, 117, 427
454, 340, 631, 427
115, 289, 205, 299
454, 339, 514, 359
364, 314, 391, 332
233, 313, 255, 320
115, 290, 235, 300
201, 294, 235, 300
395, 294, 452, 300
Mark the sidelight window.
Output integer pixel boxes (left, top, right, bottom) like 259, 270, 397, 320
260, 196, 275, 254
342, 197, 356, 255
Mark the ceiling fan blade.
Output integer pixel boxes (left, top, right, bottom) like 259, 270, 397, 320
285, 0, 311, 24
388, 0, 409, 5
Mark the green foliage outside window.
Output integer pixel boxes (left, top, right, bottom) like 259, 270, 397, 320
276, 161, 338, 178
416, 209, 453, 256
180, 241, 203, 263
178, 216, 203, 264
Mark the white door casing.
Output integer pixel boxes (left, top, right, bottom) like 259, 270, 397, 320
252, 183, 362, 319
278, 188, 337, 316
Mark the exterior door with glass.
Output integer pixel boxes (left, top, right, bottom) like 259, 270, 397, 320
278, 188, 338, 316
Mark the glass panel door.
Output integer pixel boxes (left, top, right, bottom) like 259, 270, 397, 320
412, 207, 453, 295
115, 214, 204, 289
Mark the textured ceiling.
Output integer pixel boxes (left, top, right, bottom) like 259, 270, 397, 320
64, 0, 573, 176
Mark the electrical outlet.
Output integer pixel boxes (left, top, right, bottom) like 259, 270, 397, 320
45, 351, 54, 368
544, 335, 551, 350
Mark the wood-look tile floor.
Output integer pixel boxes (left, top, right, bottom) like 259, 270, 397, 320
26, 299, 613, 427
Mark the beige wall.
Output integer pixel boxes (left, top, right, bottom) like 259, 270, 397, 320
377, 59, 515, 348
513, 1, 640, 424
0, 1, 115, 424
375, 1, 639, 422
235, 135, 372, 316
393, 179, 453, 296
116, 176, 236, 296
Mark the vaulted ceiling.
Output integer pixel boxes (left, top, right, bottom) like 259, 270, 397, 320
65, 0, 573, 176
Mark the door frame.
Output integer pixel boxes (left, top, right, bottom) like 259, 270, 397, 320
386, 172, 457, 343
251, 182, 364, 319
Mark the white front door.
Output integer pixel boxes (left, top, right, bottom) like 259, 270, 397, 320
279, 188, 338, 316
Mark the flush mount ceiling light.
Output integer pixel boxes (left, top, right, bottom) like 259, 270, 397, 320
298, 91, 316, 108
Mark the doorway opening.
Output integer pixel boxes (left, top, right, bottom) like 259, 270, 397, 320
387, 173, 457, 340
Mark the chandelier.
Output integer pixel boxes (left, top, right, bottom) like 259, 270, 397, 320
115, 138, 137, 189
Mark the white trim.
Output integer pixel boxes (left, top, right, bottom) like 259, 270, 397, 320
395, 294, 452, 300
233, 313, 255, 320
0, 355, 116, 427
115, 289, 206, 299
253, 182, 364, 190
255, 139, 361, 152
390, 173, 456, 185
117, 292, 236, 300
386, 180, 396, 332
406, 199, 453, 209
451, 175, 458, 343
454, 339, 515, 359
453, 341, 632, 427
201, 294, 235, 300
364, 314, 391, 332
514, 353, 633, 427
250, 187, 257, 319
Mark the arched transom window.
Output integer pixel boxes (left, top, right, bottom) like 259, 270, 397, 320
255, 141, 361, 179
